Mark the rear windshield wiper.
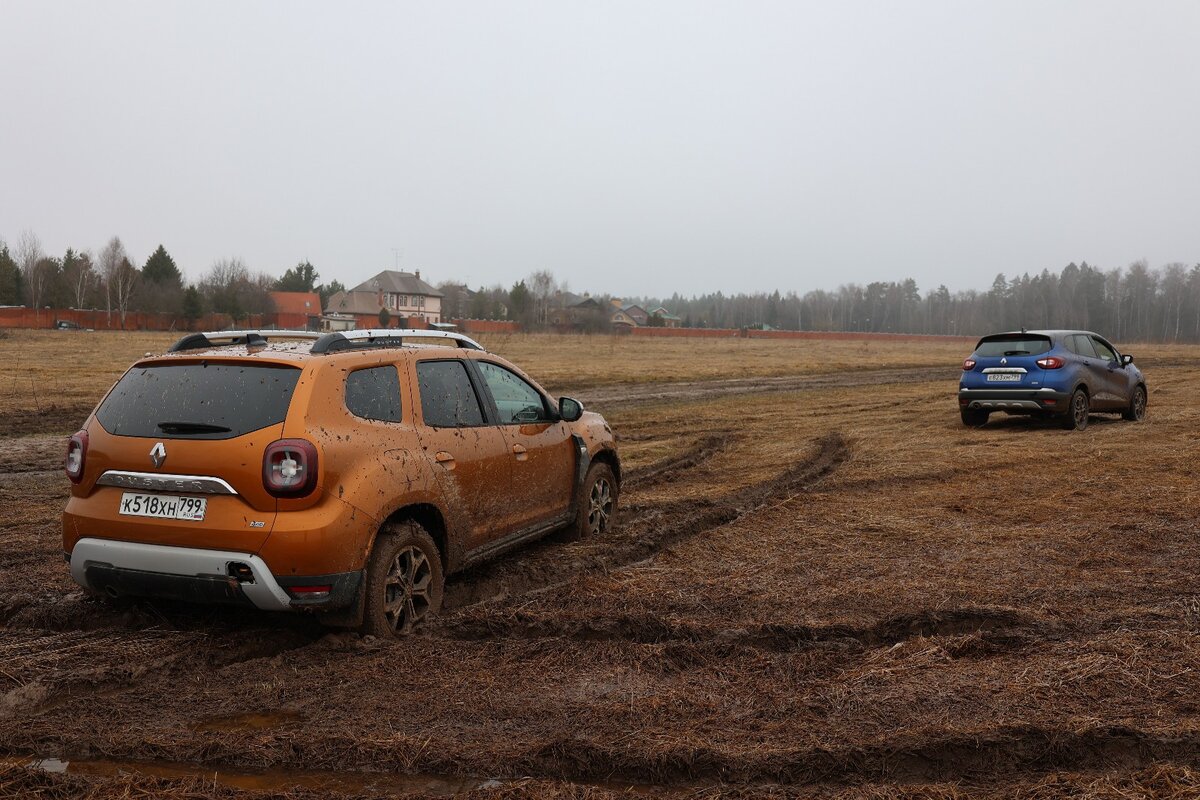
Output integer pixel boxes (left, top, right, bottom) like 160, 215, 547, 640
156, 421, 232, 434
1003, 350, 1030, 356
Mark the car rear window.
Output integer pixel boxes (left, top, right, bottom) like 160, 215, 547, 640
974, 335, 1051, 357
97, 362, 302, 439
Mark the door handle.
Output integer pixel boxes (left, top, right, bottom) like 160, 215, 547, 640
511, 444, 528, 462
434, 451, 456, 470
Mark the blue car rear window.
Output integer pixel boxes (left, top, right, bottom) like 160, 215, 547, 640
974, 336, 1051, 357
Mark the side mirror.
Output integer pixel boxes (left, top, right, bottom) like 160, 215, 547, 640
558, 397, 584, 422
1122, 354, 1134, 366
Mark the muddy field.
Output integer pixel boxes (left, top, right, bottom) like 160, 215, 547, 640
2, 329, 1200, 799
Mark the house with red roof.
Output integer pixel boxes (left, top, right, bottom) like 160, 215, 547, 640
268, 291, 322, 330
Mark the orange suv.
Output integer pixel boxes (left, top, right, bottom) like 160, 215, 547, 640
63, 329, 620, 636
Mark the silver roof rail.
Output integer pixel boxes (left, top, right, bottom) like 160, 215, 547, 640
311, 328, 484, 354
168, 330, 322, 352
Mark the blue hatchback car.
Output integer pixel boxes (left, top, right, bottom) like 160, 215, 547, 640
958, 330, 1147, 430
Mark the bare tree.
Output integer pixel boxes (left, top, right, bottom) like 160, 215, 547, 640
15, 230, 46, 317
526, 269, 559, 328
199, 257, 274, 323
97, 236, 129, 326
111, 256, 139, 329
65, 250, 96, 309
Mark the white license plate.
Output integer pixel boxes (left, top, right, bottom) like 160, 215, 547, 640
118, 492, 207, 521
986, 373, 1022, 382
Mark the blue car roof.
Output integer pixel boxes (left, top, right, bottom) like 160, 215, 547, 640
983, 330, 1102, 342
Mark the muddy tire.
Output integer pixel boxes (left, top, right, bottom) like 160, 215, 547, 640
566, 462, 618, 541
1061, 388, 1089, 431
1123, 385, 1147, 422
361, 521, 444, 638
960, 408, 989, 428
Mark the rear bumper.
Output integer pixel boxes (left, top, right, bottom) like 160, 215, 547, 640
958, 386, 1071, 412
67, 538, 358, 612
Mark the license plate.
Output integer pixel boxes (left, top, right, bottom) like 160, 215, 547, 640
986, 373, 1022, 382
118, 492, 207, 521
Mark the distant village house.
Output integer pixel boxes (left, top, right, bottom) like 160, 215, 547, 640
323, 270, 443, 330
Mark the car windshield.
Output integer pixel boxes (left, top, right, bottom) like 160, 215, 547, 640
97, 362, 302, 439
974, 335, 1052, 357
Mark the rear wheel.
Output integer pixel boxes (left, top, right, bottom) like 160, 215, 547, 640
960, 408, 989, 428
1061, 389, 1089, 431
1123, 385, 1147, 421
361, 521, 444, 637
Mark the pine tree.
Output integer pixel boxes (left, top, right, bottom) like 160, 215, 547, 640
277, 261, 319, 292
0, 244, 25, 305
142, 245, 182, 286
182, 286, 203, 328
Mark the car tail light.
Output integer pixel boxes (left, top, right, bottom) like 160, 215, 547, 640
65, 430, 88, 484
262, 439, 318, 497
1036, 356, 1066, 369
962, 359, 977, 370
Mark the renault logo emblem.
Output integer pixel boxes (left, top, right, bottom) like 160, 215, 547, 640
1000, 357, 1008, 365
150, 442, 167, 469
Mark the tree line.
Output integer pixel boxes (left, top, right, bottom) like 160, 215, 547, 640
0, 231, 344, 328
3, 230, 1198, 342
627, 261, 1200, 342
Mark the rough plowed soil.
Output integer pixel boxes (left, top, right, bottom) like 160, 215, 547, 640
1, 332, 1197, 799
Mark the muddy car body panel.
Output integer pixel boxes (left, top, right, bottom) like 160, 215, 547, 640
63, 330, 620, 623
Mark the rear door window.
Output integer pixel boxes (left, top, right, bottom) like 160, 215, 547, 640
97, 362, 301, 439
974, 336, 1051, 357
1070, 335, 1098, 358
345, 365, 402, 422
415, 360, 485, 428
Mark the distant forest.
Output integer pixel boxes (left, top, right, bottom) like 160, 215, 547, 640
632, 261, 1200, 343
2, 229, 1197, 343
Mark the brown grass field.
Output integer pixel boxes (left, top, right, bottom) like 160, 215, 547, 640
2, 328, 1200, 798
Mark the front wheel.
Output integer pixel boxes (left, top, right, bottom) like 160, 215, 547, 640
567, 462, 618, 541
1061, 389, 1090, 431
361, 521, 444, 637
1123, 385, 1147, 422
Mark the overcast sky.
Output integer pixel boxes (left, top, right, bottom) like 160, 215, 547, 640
3, 1, 1199, 298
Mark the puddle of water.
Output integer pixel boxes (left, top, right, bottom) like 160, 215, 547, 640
7, 756, 483, 797
192, 710, 306, 732
7, 754, 687, 797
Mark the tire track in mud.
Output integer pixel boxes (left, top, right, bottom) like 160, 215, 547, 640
623, 431, 738, 489
436, 607, 1046, 655
510, 725, 1200, 789
0, 623, 319, 718
580, 366, 957, 410
0, 593, 323, 718
441, 432, 851, 610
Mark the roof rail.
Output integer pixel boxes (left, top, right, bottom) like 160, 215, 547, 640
168, 330, 323, 353
310, 328, 484, 355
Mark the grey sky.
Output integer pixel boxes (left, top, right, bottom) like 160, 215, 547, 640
3, 1, 1199, 298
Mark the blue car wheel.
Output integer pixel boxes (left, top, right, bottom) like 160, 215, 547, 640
1061, 389, 1089, 431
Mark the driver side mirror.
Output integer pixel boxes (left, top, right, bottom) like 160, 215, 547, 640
1122, 354, 1134, 366
558, 397, 584, 422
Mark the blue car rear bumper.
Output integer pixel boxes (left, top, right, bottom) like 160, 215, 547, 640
958, 386, 1071, 413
